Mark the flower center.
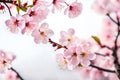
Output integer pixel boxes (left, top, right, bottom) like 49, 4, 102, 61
52, 0, 56, 4
72, 53, 77, 57
29, 11, 35, 16
69, 6, 73, 11
14, 20, 19, 26
78, 63, 83, 67
81, 52, 87, 57
40, 31, 45, 36
67, 37, 72, 42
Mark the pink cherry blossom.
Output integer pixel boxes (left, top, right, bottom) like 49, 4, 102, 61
92, 0, 110, 14
5, 70, 18, 80
32, 23, 54, 44
0, 50, 15, 73
21, 15, 38, 34
99, 17, 117, 47
76, 41, 96, 67
64, 1, 82, 18
5, 15, 25, 33
61, 41, 96, 69
51, 0, 65, 13
56, 53, 67, 69
27, 4, 49, 22
64, 46, 80, 69
90, 69, 109, 80
59, 28, 78, 47
92, 0, 120, 14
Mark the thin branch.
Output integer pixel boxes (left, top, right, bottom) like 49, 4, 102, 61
106, 13, 118, 25
49, 38, 67, 50
100, 45, 113, 50
3, 2, 12, 16
10, 67, 24, 80
95, 52, 108, 57
0, 0, 13, 3
112, 16, 120, 79
90, 64, 116, 73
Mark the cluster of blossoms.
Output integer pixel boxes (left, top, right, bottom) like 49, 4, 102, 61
0, 50, 18, 80
1, 0, 120, 80
56, 28, 96, 70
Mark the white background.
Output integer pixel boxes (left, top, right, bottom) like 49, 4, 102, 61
0, 0, 104, 80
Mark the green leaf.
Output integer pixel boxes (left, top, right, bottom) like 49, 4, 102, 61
17, 0, 21, 5
92, 36, 101, 44
27, 5, 33, 8
16, 6, 20, 14
20, 7, 27, 12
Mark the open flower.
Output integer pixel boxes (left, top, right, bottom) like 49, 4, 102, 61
32, 23, 54, 44
51, 0, 65, 13
56, 53, 67, 69
27, 4, 49, 22
5, 70, 18, 80
76, 41, 96, 67
64, 1, 82, 18
21, 15, 38, 34
0, 50, 15, 73
59, 28, 77, 47
5, 15, 25, 33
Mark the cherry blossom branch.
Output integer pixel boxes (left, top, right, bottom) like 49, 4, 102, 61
95, 52, 108, 57
100, 44, 113, 50
112, 16, 120, 79
10, 67, 24, 80
0, 0, 13, 3
49, 39, 67, 50
90, 64, 115, 73
106, 13, 118, 25
3, 2, 12, 16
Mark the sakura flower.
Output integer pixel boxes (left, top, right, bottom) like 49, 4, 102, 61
59, 28, 78, 47
92, 0, 110, 14
64, 46, 80, 69
76, 41, 96, 67
51, 0, 65, 13
90, 69, 109, 80
100, 17, 117, 47
27, 4, 49, 22
32, 23, 54, 44
92, 0, 120, 14
5, 15, 25, 33
64, 1, 82, 18
0, 50, 15, 73
21, 15, 38, 34
56, 53, 67, 69
33, 0, 50, 7
5, 70, 18, 80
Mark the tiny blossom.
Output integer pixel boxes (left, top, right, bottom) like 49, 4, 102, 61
59, 28, 78, 47
51, 0, 65, 13
64, 1, 82, 18
21, 15, 38, 34
0, 50, 15, 73
27, 4, 49, 22
100, 17, 117, 47
92, 0, 120, 14
56, 53, 67, 69
90, 69, 109, 80
32, 23, 54, 44
64, 46, 80, 69
5, 70, 18, 80
76, 41, 96, 67
92, 0, 110, 14
5, 15, 25, 33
